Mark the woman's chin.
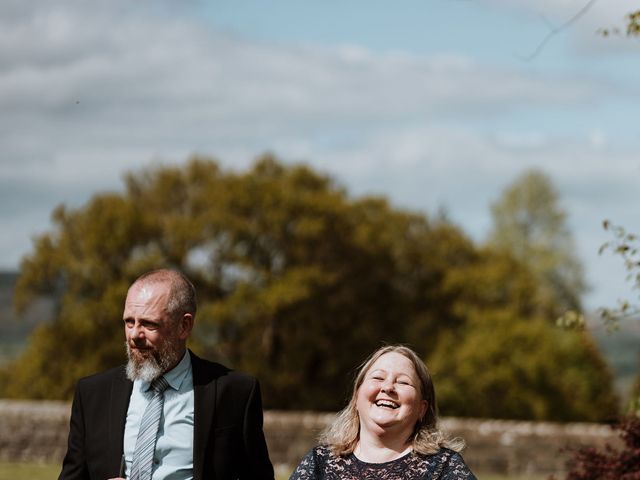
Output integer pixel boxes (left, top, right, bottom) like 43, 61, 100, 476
366, 417, 409, 435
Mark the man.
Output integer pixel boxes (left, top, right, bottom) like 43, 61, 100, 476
59, 269, 274, 480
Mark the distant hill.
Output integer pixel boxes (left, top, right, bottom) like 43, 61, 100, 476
588, 314, 640, 405
0, 271, 54, 364
0, 270, 638, 404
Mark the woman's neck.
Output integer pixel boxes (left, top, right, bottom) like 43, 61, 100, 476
354, 430, 412, 463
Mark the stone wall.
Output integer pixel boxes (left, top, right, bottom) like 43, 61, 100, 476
263, 411, 622, 476
0, 400, 623, 476
0, 400, 70, 463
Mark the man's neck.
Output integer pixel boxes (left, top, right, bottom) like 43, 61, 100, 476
163, 347, 188, 374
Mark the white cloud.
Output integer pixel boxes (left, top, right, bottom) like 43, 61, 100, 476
493, 131, 549, 149
0, 0, 607, 185
588, 128, 607, 149
0, 0, 638, 311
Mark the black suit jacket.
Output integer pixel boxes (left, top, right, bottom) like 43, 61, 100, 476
59, 351, 274, 480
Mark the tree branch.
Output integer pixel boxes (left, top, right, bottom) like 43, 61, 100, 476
517, 0, 599, 61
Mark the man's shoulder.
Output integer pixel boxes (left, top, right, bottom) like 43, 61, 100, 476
189, 351, 258, 388
76, 364, 128, 389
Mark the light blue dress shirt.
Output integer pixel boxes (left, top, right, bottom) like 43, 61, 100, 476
123, 351, 195, 480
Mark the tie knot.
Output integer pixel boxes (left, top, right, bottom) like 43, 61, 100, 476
150, 376, 170, 394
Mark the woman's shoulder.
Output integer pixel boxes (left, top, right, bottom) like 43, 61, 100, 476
415, 448, 476, 479
417, 447, 463, 459
289, 445, 339, 480
300, 445, 335, 467
313, 445, 332, 454
307, 444, 333, 459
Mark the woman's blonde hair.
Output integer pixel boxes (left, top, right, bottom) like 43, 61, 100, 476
320, 344, 464, 456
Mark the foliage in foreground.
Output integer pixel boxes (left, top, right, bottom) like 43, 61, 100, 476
0, 156, 618, 420
554, 416, 640, 480
560, 220, 640, 415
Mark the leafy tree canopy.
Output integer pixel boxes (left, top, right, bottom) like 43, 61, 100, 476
1, 156, 618, 420
431, 247, 617, 421
488, 169, 586, 314
431, 312, 617, 422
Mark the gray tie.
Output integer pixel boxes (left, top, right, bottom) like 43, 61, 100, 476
130, 376, 170, 480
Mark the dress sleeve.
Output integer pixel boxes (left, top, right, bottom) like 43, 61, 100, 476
438, 451, 477, 480
289, 447, 322, 480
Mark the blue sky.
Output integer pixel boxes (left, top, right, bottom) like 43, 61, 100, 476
1, 0, 639, 311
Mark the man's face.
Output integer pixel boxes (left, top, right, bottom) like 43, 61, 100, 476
123, 280, 187, 381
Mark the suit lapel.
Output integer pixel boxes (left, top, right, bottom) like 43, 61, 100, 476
192, 351, 217, 480
109, 367, 133, 474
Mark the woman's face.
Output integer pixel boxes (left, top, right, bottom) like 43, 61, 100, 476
356, 351, 428, 439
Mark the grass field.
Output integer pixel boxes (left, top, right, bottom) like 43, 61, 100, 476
0, 462, 549, 479
0, 462, 61, 480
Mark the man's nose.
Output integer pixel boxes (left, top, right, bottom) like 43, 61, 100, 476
130, 322, 145, 340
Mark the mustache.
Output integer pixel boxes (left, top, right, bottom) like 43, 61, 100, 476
126, 342, 157, 362
128, 338, 153, 349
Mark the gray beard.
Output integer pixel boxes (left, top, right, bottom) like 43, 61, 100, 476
125, 340, 182, 382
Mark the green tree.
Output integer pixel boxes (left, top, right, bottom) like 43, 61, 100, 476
429, 247, 618, 421
2, 156, 617, 420
3, 156, 469, 409
558, 221, 640, 417
488, 169, 586, 314
431, 314, 616, 422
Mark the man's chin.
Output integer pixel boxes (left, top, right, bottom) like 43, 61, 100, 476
124, 339, 183, 382
125, 344, 162, 382
126, 357, 163, 382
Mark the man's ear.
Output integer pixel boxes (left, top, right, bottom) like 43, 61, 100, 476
178, 313, 194, 340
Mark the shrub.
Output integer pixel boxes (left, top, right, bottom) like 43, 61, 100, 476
555, 416, 640, 480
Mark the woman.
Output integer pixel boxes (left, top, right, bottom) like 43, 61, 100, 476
289, 345, 476, 479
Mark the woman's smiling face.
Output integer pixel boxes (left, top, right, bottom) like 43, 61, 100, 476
356, 351, 428, 439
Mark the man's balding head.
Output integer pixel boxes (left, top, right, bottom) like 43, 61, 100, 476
130, 269, 197, 323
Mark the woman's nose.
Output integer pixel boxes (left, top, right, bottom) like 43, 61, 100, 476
380, 378, 395, 392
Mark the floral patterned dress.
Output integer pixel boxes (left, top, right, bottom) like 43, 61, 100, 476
289, 445, 477, 480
